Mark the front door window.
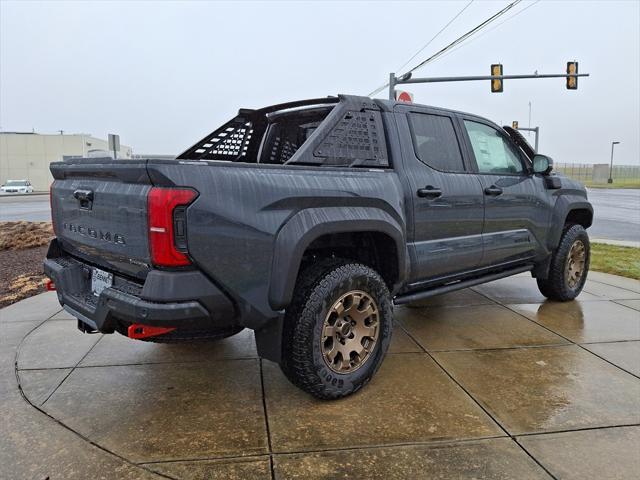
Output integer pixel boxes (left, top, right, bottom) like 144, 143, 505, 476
464, 120, 524, 175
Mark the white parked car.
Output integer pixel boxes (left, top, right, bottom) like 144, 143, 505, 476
1, 179, 34, 194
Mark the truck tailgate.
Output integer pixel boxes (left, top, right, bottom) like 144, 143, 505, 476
50, 160, 152, 279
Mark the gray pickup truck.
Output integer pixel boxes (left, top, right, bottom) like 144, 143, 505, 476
45, 94, 592, 399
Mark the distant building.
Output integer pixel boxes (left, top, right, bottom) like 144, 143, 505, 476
0, 132, 132, 191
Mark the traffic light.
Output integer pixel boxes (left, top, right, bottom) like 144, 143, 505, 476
566, 61, 578, 89
491, 64, 503, 93
512, 121, 519, 129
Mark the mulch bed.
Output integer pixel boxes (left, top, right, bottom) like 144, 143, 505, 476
0, 221, 53, 250
0, 245, 49, 308
0, 221, 54, 308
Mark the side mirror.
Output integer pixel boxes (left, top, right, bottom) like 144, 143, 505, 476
533, 154, 554, 175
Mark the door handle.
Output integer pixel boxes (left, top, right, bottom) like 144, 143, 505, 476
484, 185, 503, 196
417, 186, 442, 198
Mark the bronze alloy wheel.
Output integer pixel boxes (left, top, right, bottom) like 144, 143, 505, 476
321, 290, 380, 374
565, 239, 586, 289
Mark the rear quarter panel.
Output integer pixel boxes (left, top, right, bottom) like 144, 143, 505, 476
147, 161, 406, 327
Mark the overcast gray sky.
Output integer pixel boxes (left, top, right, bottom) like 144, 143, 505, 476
1, 0, 638, 165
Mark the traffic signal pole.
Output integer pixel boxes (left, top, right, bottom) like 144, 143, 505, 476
387, 63, 588, 154
388, 70, 589, 100
388, 73, 398, 100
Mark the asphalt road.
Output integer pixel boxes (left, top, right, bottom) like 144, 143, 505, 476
1, 188, 639, 242
0, 194, 51, 222
586, 188, 640, 242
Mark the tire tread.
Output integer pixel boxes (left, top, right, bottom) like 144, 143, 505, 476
281, 258, 392, 399
537, 223, 590, 301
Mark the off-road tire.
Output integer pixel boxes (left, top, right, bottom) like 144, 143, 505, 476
280, 259, 393, 400
124, 325, 244, 343
537, 224, 590, 301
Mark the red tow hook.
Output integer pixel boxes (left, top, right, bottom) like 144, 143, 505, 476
46, 280, 56, 291
127, 324, 176, 340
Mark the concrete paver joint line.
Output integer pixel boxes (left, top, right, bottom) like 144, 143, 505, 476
514, 423, 640, 438
499, 302, 640, 380
41, 333, 105, 406
258, 358, 276, 480
613, 299, 640, 313
397, 320, 561, 480
135, 435, 517, 465
6, 318, 171, 478
590, 279, 640, 293
396, 323, 510, 432
516, 425, 640, 480
468, 278, 640, 382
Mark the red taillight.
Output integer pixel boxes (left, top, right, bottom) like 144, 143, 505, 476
147, 187, 197, 267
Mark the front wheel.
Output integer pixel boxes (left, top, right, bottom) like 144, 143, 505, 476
537, 224, 590, 301
281, 259, 393, 399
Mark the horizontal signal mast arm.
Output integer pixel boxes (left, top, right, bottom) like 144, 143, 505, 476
397, 73, 589, 84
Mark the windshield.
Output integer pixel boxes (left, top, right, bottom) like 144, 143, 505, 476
5, 180, 28, 186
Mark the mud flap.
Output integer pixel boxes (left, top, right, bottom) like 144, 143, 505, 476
254, 314, 284, 364
532, 256, 551, 280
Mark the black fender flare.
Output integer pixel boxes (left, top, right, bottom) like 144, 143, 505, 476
268, 206, 406, 310
547, 195, 593, 250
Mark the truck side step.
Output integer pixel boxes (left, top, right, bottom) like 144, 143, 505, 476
393, 264, 534, 305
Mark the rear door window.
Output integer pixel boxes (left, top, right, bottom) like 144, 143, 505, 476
408, 113, 466, 172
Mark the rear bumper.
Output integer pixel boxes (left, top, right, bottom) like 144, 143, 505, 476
44, 239, 236, 333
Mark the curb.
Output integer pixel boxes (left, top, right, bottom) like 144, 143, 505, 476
591, 238, 640, 248
0, 192, 49, 198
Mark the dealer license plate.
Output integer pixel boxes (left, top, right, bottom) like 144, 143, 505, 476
91, 268, 113, 296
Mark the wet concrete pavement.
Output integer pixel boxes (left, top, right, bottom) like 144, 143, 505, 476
1, 271, 639, 479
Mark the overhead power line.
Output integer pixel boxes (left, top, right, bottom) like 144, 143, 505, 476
404, 0, 522, 74
434, 0, 542, 64
395, 0, 474, 75
368, 0, 522, 97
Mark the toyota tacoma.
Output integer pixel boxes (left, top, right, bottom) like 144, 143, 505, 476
45, 95, 592, 399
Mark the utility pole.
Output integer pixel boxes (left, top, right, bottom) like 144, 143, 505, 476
108, 134, 120, 160
388, 73, 396, 101
528, 101, 532, 138
608, 141, 620, 184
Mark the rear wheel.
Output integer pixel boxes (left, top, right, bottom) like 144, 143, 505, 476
281, 259, 393, 399
537, 224, 590, 301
